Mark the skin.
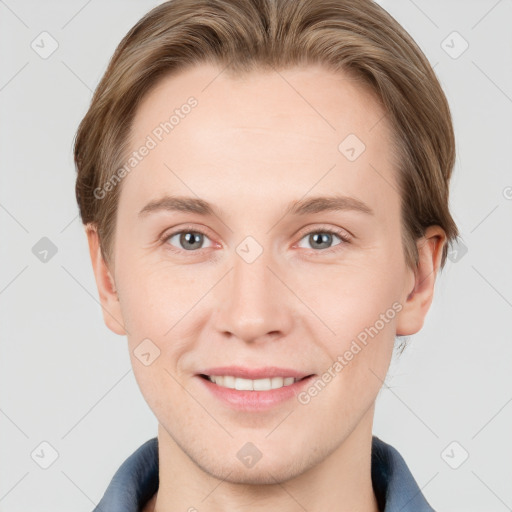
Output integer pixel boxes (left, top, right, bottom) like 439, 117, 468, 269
87, 63, 446, 512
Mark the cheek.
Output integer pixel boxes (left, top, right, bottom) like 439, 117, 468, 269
300, 297, 397, 429
117, 264, 207, 404
116, 258, 205, 337
306, 257, 401, 393
304, 256, 402, 339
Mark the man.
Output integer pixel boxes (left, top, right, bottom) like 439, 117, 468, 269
74, 0, 458, 510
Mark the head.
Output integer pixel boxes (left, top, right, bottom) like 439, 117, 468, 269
75, 0, 458, 484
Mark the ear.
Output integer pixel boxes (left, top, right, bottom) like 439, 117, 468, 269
396, 226, 447, 336
85, 224, 127, 336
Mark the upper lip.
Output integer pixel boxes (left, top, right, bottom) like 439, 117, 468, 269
198, 366, 313, 380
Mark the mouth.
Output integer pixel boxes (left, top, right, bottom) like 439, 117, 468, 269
196, 370, 316, 411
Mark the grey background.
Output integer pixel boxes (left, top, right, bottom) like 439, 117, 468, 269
1, 0, 511, 510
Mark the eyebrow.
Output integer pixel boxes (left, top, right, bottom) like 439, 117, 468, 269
138, 194, 374, 219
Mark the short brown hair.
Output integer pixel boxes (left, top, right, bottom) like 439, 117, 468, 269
74, 0, 459, 270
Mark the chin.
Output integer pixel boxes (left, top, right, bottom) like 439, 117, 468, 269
207, 462, 303, 486
191, 446, 315, 486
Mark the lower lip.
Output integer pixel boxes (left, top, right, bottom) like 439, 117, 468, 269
196, 375, 315, 411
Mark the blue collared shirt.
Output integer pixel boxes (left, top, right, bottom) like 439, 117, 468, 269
92, 435, 435, 511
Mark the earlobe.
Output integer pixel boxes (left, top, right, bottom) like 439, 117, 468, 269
85, 224, 127, 336
396, 226, 446, 336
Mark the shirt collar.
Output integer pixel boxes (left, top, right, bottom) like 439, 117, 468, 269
93, 435, 435, 512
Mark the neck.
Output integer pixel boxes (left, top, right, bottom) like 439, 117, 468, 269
150, 406, 379, 512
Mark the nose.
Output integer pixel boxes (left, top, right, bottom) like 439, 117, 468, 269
215, 248, 294, 344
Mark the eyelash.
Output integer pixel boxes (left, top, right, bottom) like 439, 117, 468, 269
159, 224, 352, 256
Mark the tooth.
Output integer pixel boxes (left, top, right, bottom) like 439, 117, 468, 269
271, 377, 284, 389
235, 377, 253, 391
253, 378, 272, 391
223, 375, 236, 389
207, 375, 299, 390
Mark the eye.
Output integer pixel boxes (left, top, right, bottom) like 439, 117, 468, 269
162, 228, 214, 252
296, 227, 351, 253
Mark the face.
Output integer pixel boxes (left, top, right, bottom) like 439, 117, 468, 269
90, 63, 439, 484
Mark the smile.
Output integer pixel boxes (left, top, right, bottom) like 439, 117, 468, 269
197, 367, 314, 412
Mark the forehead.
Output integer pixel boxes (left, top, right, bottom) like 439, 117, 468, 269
121, 62, 398, 221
